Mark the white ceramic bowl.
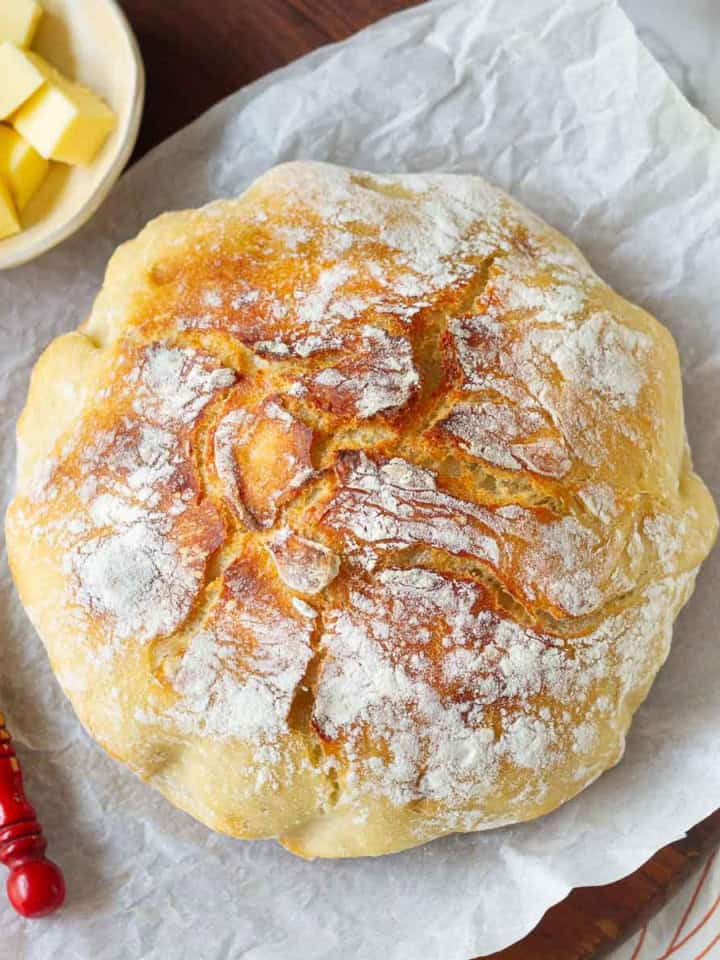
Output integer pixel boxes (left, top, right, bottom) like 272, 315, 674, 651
0, 0, 144, 270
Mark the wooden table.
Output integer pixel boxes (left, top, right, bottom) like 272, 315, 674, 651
118, 1, 720, 955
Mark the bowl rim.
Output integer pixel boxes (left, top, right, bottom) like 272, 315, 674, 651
0, 0, 146, 270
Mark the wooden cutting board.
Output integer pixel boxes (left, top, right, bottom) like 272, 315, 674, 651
117, 1, 720, 955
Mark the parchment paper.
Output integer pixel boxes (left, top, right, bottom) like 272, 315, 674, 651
1, 1, 719, 957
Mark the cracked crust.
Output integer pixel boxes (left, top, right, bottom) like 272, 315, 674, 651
5, 162, 717, 858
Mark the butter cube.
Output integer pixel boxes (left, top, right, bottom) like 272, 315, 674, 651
0, 124, 48, 210
0, 175, 20, 240
12, 54, 115, 165
0, 0, 42, 48
0, 42, 45, 120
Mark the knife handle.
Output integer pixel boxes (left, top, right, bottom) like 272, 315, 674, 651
0, 712, 65, 918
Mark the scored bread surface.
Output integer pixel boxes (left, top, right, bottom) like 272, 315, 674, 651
6, 162, 717, 858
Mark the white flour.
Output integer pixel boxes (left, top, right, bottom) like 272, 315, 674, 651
309, 326, 419, 418
440, 400, 571, 477
170, 556, 314, 743
319, 450, 639, 617
48, 345, 236, 645
14, 164, 699, 823
312, 566, 691, 810
549, 312, 651, 409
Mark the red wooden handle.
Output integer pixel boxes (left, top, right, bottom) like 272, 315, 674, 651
0, 713, 65, 918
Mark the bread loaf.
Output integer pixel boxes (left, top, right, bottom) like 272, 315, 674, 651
6, 162, 716, 857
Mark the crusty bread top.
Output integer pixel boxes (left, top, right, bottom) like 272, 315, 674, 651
6, 162, 717, 857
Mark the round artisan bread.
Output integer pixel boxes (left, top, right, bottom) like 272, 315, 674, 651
6, 162, 717, 858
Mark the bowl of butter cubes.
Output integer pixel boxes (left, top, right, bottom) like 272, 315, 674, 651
0, 0, 144, 269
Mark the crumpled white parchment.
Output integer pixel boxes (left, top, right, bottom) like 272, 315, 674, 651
0, 1, 718, 957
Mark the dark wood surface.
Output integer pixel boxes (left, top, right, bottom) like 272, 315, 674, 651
118, 1, 720, 956
489, 809, 720, 960
123, 0, 412, 161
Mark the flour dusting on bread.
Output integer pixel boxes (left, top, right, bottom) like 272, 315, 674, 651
6, 161, 716, 858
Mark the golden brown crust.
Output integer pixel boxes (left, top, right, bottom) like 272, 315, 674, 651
5, 161, 717, 858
